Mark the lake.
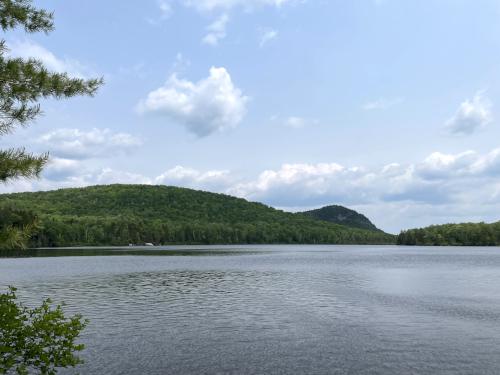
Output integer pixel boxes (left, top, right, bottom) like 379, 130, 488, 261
1, 245, 500, 374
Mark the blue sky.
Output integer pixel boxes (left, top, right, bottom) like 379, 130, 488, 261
2, 0, 500, 233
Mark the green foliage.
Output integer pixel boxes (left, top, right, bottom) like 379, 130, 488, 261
0, 0, 103, 184
0, 0, 53, 34
397, 221, 500, 246
0, 0, 102, 250
0, 184, 395, 246
0, 205, 37, 250
0, 286, 87, 374
303, 205, 380, 231
0, 42, 102, 137
0, 148, 47, 181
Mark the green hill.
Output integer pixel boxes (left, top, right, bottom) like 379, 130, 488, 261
302, 205, 379, 231
0, 184, 395, 247
397, 221, 500, 246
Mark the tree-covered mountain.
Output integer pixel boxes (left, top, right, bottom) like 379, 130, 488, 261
0, 184, 395, 247
302, 205, 379, 231
397, 221, 500, 246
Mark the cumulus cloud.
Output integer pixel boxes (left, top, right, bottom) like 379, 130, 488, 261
471, 148, 500, 175
42, 158, 82, 181
227, 148, 500, 209
137, 67, 248, 136
229, 163, 356, 206
202, 14, 229, 46
94, 169, 153, 185
10, 146, 500, 210
36, 128, 142, 160
155, 166, 233, 190
5, 146, 500, 232
415, 151, 478, 180
0, 167, 153, 195
225, 149, 500, 230
7, 39, 93, 78
445, 92, 492, 135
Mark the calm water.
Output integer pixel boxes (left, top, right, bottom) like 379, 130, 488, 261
1, 245, 500, 374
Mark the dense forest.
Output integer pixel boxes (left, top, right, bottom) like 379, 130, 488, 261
303, 205, 380, 231
397, 221, 500, 246
0, 184, 395, 247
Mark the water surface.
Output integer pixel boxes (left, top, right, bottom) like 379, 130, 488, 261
1, 245, 500, 374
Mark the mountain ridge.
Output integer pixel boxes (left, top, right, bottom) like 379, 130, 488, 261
0, 184, 395, 247
302, 205, 380, 232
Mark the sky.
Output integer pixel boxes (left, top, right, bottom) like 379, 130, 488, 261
2, 0, 500, 233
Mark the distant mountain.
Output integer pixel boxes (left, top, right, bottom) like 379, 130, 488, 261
302, 205, 380, 231
0, 184, 394, 247
397, 221, 500, 246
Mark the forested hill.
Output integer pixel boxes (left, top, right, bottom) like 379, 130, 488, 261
0, 184, 395, 247
397, 221, 500, 246
302, 205, 379, 231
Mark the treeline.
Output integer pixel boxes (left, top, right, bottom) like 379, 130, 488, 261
30, 215, 393, 247
0, 184, 395, 247
397, 221, 500, 246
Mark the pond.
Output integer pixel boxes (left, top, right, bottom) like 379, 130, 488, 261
1, 245, 500, 374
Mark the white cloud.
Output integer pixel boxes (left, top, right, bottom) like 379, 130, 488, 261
94, 169, 153, 185
226, 148, 500, 209
182, 0, 295, 12
445, 92, 492, 135
43, 158, 82, 181
229, 163, 381, 207
415, 151, 478, 180
180, 0, 297, 49
0, 167, 152, 194
7, 39, 93, 78
223, 149, 500, 231
259, 28, 278, 47
230, 163, 346, 202
37, 128, 142, 159
470, 148, 500, 176
202, 13, 229, 46
363, 97, 403, 110
4, 146, 500, 233
137, 66, 248, 137
155, 166, 232, 190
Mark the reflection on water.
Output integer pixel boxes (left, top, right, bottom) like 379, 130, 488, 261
1, 245, 500, 374
0, 246, 263, 258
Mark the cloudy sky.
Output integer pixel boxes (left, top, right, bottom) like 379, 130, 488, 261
2, 0, 500, 233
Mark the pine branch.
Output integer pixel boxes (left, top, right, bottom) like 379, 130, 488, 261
0, 54, 103, 132
0, 147, 48, 182
0, 0, 53, 33
0, 1, 103, 250
0, 1, 103, 177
